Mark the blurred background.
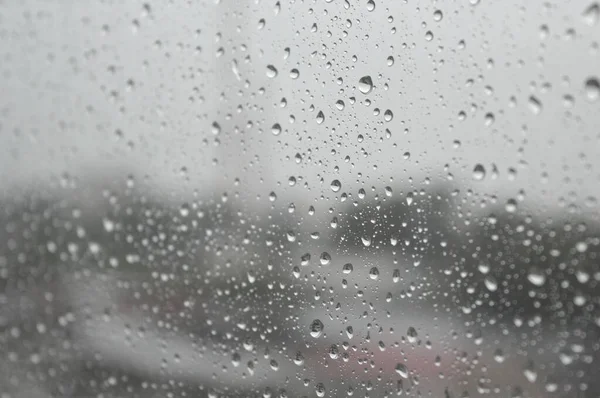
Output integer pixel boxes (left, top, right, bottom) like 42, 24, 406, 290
0, 0, 600, 397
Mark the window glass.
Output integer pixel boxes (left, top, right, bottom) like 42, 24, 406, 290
1, 1, 599, 397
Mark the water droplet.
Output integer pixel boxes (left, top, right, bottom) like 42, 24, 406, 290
362, 236, 372, 247
294, 351, 305, 366
315, 383, 326, 398
484, 275, 498, 292
505, 198, 517, 213
336, 100, 345, 110
472, 164, 486, 180
528, 95, 542, 114
407, 327, 418, 343
316, 110, 325, 124
300, 253, 311, 266
320, 252, 331, 265
527, 267, 546, 286
366, 0, 375, 11
342, 263, 353, 274
425, 31, 434, 41
494, 349, 505, 363
585, 77, 600, 101
395, 363, 409, 379
387, 56, 394, 66
358, 76, 373, 94
369, 267, 379, 280
266, 65, 278, 78
290, 68, 300, 79
310, 319, 324, 338
583, 3, 600, 26
433, 10, 443, 21
328, 344, 339, 359
484, 112, 495, 126
330, 179, 342, 192
271, 123, 282, 136
384, 109, 394, 121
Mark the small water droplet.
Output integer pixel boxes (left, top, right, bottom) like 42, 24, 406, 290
290, 68, 300, 79
425, 30, 434, 41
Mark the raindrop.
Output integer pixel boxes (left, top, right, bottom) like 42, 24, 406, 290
369, 267, 379, 280
320, 252, 331, 265
358, 76, 374, 94
407, 327, 418, 343
271, 123, 282, 136
505, 198, 517, 213
384, 109, 394, 121
266, 65, 278, 78
387, 56, 394, 66
315, 383, 326, 398
395, 363, 409, 379
484, 275, 498, 292
472, 164, 486, 180
330, 179, 342, 192
310, 319, 324, 338
528, 95, 542, 114
336, 100, 345, 110
527, 267, 546, 286
425, 31, 434, 41
290, 68, 300, 79
366, 0, 375, 11
583, 3, 600, 26
316, 111, 325, 124
584, 77, 600, 102
342, 263, 353, 274
433, 10, 443, 21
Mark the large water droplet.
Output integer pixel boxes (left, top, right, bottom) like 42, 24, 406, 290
330, 179, 342, 192
395, 363, 409, 378
316, 110, 325, 124
472, 164, 486, 180
310, 319, 324, 338
266, 65, 278, 78
527, 267, 546, 286
585, 77, 600, 102
369, 267, 379, 280
407, 327, 418, 343
271, 123, 282, 136
358, 76, 373, 94
583, 3, 600, 26
342, 263, 353, 274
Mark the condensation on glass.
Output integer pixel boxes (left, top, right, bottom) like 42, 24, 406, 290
0, 1, 599, 397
